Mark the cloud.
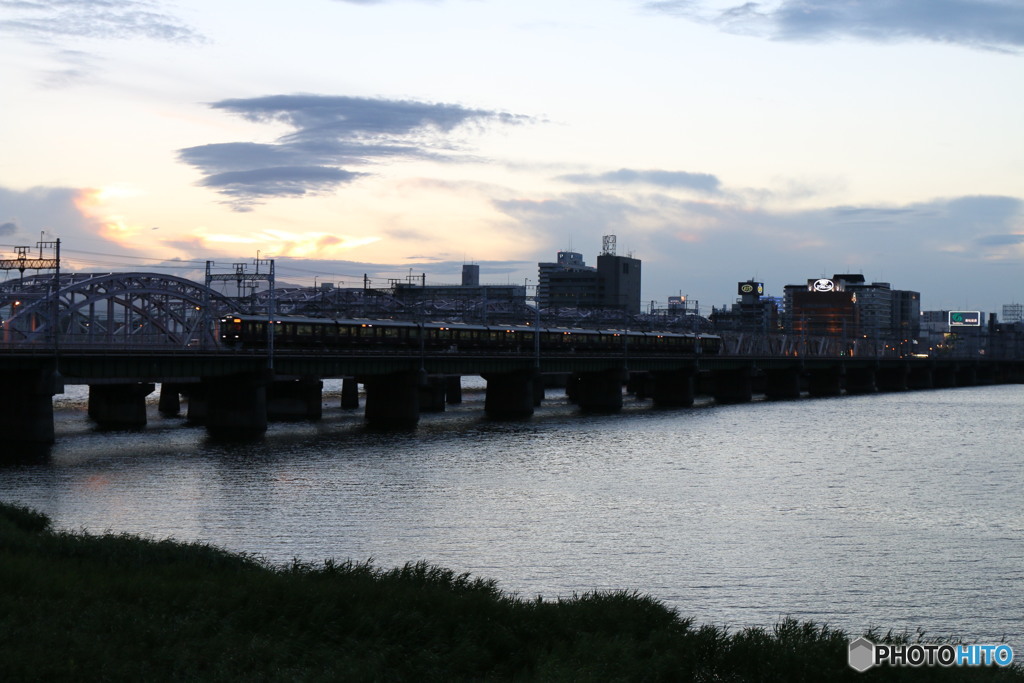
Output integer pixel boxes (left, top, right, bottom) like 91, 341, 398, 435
178, 94, 530, 210
0, 0, 204, 43
0, 186, 99, 242
329, 0, 439, 4
197, 167, 367, 209
976, 234, 1024, 246
646, 0, 1024, 51
557, 168, 722, 193
495, 187, 1024, 309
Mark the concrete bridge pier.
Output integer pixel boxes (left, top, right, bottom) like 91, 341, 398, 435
203, 373, 269, 439
445, 376, 463, 405
932, 365, 957, 389
907, 365, 933, 390
713, 367, 753, 404
576, 368, 626, 413
763, 368, 802, 400
267, 377, 323, 421
418, 376, 447, 413
158, 383, 184, 417
483, 370, 536, 419
184, 384, 209, 424
0, 367, 63, 447
844, 367, 877, 395
877, 365, 909, 392
565, 373, 580, 404
362, 371, 420, 429
650, 369, 695, 408
88, 383, 155, 429
534, 371, 546, 407
956, 365, 978, 387
807, 366, 842, 398
341, 378, 360, 409
626, 371, 652, 400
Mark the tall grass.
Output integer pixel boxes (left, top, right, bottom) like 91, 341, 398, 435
1, 501, 1020, 681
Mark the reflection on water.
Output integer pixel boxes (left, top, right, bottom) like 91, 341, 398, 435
2, 381, 1023, 643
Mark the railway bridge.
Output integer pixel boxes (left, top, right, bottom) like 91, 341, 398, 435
2, 271, 1023, 449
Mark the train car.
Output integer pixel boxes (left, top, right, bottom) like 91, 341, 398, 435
218, 314, 721, 356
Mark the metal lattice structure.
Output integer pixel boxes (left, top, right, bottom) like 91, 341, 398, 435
1, 272, 236, 348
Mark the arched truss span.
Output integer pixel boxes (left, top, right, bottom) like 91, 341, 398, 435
1, 272, 235, 347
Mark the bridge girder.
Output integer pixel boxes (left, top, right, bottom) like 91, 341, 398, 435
1, 272, 235, 347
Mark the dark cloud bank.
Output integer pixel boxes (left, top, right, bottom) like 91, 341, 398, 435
178, 95, 529, 210
647, 0, 1024, 51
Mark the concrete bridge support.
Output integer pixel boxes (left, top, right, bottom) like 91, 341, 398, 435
0, 367, 62, 447
807, 367, 842, 398
483, 370, 536, 419
713, 367, 752, 404
907, 366, 933, 390
956, 365, 978, 387
877, 366, 909, 392
932, 365, 957, 389
445, 376, 463, 405
575, 369, 625, 413
158, 383, 184, 417
763, 368, 802, 400
565, 373, 580, 404
341, 378, 360, 409
203, 373, 269, 439
184, 384, 209, 424
650, 369, 695, 408
418, 376, 447, 413
844, 367, 877, 395
267, 377, 323, 421
626, 371, 651, 400
362, 371, 420, 429
88, 383, 155, 429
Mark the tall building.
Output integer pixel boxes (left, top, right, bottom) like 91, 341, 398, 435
1003, 303, 1023, 324
710, 281, 778, 333
845, 277, 892, 342
537, 236, 642, 314
785, 280, 858, 337
784, 274, 919, 347
892, 289, 921, 341
537, 251, 601, 309
596, 252, 641, 313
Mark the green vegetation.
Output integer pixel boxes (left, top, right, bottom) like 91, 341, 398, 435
1, 500, 1020, 682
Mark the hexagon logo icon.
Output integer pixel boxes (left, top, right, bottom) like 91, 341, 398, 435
848, 637, 875, 672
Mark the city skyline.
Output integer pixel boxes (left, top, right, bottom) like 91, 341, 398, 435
1, 0, 1022, 313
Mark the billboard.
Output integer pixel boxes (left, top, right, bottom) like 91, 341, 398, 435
948, 311, 981, 327
737, 282, 764, 296
807, 278, 843, 293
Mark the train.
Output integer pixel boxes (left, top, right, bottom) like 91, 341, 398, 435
219, 313, 721, 355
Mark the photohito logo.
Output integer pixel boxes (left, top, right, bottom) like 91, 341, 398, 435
848, 637, 1015, 672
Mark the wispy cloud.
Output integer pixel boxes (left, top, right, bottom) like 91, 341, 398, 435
646, 0, 1024, 51
0, 0, 204, 43
178, 94, 531, 210
557, 168, 722, 193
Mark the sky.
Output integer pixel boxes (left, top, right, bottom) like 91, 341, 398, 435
1, 0, 1022, 314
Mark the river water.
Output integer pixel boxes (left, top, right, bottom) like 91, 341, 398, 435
2, 381, 1022, 644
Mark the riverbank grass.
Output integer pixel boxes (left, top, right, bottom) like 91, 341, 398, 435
1, 501, 1020, 681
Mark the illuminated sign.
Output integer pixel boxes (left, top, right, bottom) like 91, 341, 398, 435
811, 278, 835, 293
737, 282, 764, 296
948, 311, 981, 327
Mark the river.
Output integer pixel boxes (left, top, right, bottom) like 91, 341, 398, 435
2, 380, 1022, 644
